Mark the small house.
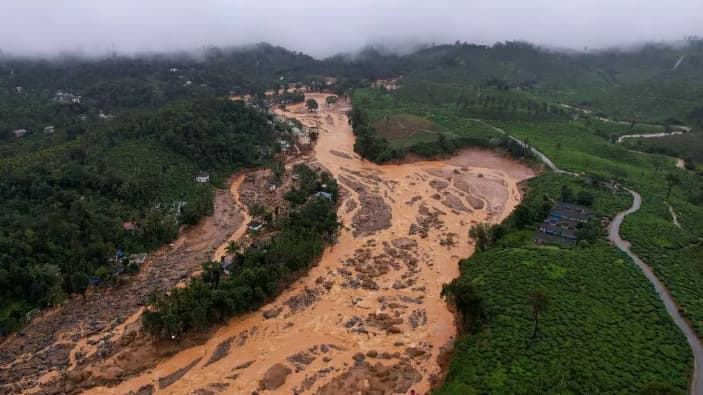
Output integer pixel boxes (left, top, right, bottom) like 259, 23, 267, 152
13, 129, 27, 138
15, 86, 23, 93
44, 125, 55, 134
603, 180, 618, 192
248, 221, 264, 232
313, 191, 333, 201
549, 202, 593, 223
195, 172, 210, 183
269, 183, 277, 192
54, 91, 81, 104
538, 223, 577, 240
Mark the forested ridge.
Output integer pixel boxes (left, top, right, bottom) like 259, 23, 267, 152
143, 192, 340, 339
0, 98, 276, 331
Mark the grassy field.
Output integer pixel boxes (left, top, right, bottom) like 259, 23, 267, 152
353, 87, 503, 151
372, 113, 441, 140
439, 174, 692, 394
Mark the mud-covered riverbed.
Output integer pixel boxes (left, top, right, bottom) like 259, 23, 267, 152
81, 93, 534, 395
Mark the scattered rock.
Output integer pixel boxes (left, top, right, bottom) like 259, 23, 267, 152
130, 384, 154, 395
391, 237, 417, 250
159, 357, 202, 389
205, 337, 234, 366
317, 360, 422, 395
235, 360, 255, 370
262, 307, 283, 319
406, 347, 426, 358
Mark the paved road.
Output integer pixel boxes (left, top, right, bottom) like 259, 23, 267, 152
609, 189, 703, 395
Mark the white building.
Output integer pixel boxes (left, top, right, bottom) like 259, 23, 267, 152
195, 172, 210, 183
13, 129, 27, 138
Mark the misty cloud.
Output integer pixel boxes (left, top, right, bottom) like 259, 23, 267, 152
2, 0, 702, 58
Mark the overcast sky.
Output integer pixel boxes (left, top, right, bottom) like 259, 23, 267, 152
2, 0, 702, 58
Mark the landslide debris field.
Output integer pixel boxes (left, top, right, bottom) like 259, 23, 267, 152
0, 186, 248, 394
1, 93, 533, 395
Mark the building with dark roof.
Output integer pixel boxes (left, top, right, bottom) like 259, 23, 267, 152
534, 201, 593, 247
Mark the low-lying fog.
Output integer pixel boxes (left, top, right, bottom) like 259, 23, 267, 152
2, 0, 702, 58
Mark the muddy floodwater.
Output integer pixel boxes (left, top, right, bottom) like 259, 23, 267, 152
86, 93, 534, 394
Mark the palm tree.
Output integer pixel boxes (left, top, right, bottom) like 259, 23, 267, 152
527, 288, 551, 338
225, 240, 239, 257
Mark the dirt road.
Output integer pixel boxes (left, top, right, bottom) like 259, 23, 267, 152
82, 93, 534, 395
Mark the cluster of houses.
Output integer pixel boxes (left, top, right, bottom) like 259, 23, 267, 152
534, 202, 593, 247
54, 90, 81, 104
12, 126, 55, 138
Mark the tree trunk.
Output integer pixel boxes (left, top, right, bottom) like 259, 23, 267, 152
532, 313, 539, 338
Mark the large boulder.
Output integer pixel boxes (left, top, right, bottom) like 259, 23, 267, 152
259, 363, 292, 390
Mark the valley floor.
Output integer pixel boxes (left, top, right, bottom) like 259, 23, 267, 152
0, 93, 535, 395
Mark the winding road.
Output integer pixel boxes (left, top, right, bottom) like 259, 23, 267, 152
478, 117, 703, 393
608, 190, 703, 395
469, 118, 579, 175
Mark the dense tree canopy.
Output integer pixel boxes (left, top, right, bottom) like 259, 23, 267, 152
0, 97, 276, 330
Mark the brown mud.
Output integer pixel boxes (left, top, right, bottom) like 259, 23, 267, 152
76, 93, 534, 394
